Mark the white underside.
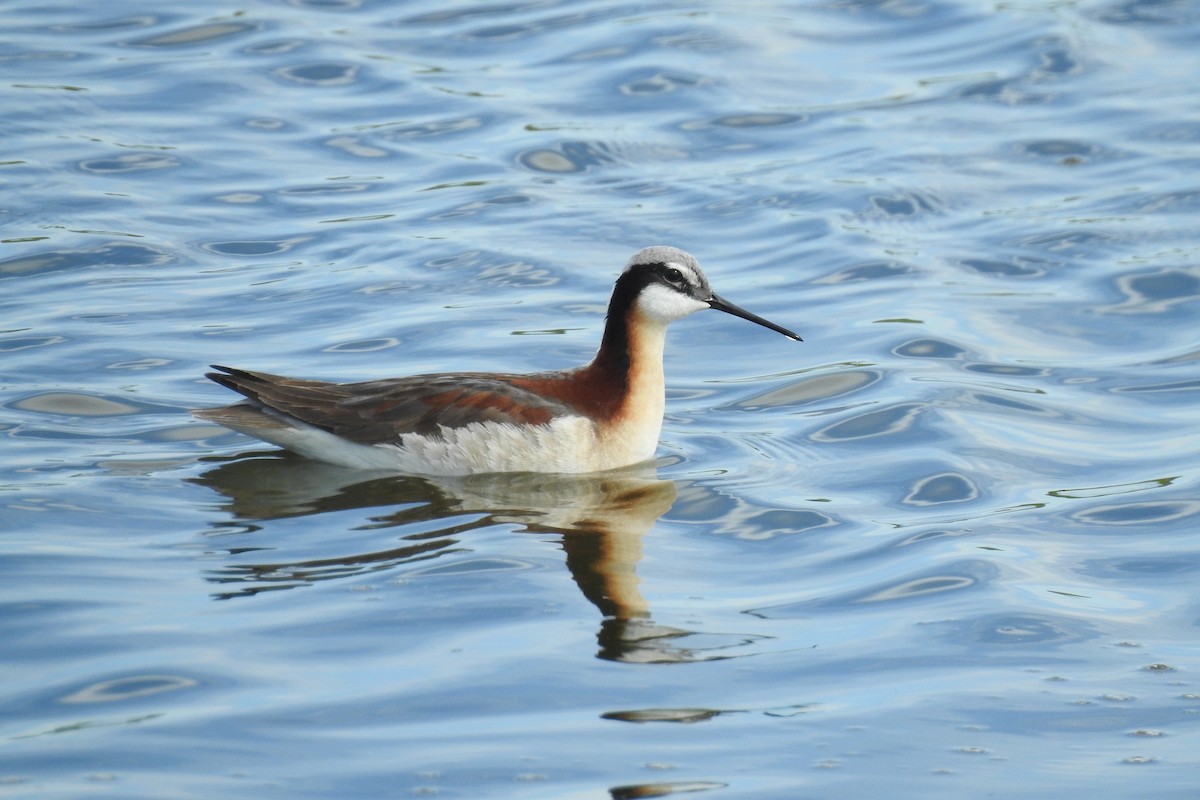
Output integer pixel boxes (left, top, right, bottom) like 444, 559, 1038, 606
216, 411, 660, 476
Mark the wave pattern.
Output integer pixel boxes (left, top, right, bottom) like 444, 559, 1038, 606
2, 0, 1199, 797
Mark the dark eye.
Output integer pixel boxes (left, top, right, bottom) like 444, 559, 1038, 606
664, 267, 685, 284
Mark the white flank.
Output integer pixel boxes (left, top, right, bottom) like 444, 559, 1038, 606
212, 410, 654, 476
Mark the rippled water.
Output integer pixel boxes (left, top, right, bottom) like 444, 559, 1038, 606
4, 0, 1200, 797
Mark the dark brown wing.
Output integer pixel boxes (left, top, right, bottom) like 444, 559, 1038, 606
203, 365, 577, 444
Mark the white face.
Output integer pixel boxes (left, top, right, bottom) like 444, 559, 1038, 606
634, 279, 710, 324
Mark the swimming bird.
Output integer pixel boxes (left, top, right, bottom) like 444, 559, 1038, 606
195, 246, 800, 475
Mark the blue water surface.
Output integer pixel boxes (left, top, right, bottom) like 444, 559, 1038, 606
3, 0, 1200, 797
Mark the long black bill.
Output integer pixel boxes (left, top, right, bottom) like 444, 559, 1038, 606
708, 293, 802, 341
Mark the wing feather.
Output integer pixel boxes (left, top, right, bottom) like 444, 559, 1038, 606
203, 365, 576, 444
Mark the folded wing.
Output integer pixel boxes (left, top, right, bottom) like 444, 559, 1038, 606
200, 365, 578, 445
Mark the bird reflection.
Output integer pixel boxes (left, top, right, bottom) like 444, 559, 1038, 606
192, 453, 750, 663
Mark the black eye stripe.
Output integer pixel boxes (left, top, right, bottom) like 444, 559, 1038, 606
652, 263, 686, 284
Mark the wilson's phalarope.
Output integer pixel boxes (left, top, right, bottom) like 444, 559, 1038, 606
196, 246, 800, 475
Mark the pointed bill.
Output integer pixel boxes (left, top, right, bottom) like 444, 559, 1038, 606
708, 294, 802, 341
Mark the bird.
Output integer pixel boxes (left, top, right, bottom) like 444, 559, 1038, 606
195, 246, 800, 475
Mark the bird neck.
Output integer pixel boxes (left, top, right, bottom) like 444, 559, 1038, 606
587, 303, 668, 420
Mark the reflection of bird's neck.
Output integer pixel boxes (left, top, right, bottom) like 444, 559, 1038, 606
557, 476, 675, 622
562, 528, 648, 621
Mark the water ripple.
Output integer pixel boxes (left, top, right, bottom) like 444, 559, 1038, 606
5, 0, 1200, 795
129, 22, 261, 48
